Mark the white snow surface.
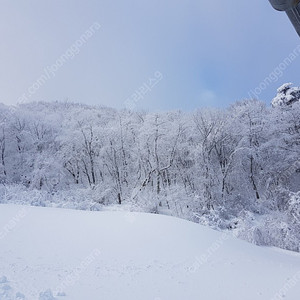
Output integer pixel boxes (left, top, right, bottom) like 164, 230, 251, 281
0, 204, 300, 300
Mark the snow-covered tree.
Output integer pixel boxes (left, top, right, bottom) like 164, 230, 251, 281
272, 83, 300, 107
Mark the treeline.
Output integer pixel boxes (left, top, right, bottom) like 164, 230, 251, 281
0, 83, 299, 251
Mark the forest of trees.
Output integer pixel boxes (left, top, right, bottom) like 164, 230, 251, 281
0, 83, 299, 252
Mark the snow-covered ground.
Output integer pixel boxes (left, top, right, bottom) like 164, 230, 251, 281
0, 204, 300, 300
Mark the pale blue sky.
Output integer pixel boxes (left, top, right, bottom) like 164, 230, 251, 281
0, 0, 299, 111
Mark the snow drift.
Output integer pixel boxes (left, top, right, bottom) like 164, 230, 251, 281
0, 204, 300, 300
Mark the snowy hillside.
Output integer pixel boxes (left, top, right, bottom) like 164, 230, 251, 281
1, 205, 300, 300
1, 98, 300, 252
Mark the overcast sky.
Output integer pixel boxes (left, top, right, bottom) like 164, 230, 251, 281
0, 0, 299, 111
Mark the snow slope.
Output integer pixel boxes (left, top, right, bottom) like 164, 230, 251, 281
0, 204, 300, 300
